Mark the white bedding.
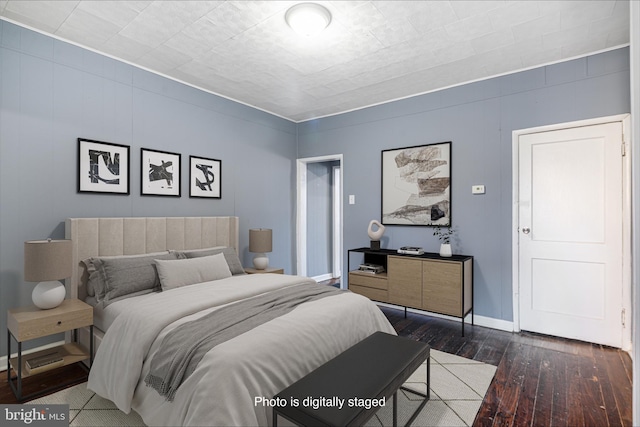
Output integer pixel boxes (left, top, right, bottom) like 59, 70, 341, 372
87, 274, 396, 426
86, 293, 154, 332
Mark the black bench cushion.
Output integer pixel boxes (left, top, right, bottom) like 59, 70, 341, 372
275, 331, 430, 426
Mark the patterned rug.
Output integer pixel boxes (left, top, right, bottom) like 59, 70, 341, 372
30, 349, 496, 426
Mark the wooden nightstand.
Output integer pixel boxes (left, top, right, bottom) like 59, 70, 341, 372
7, 299, 94, 401
244, 267, 284, 274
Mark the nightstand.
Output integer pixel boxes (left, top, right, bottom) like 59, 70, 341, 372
7, 299, 94, 401
244, 267, 284, 274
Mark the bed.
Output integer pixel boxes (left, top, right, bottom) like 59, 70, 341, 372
65, 217, 395, 426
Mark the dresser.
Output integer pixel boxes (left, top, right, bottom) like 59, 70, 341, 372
347, 248, 473, 336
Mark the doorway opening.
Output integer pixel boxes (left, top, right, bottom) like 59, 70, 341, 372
296, 155, 343, 286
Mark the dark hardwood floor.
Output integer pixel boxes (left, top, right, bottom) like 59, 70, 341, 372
0, 299, 633, 427
380, 306, 632, 427
0, 363, 87, 404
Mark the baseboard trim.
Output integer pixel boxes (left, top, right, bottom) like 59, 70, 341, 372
375, 302, 514, 332
472, 314, 514, 332
0, 340, 66, 373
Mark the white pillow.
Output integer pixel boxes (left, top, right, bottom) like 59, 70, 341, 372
155, 253, 232, 291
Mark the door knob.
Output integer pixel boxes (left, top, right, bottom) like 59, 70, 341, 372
522, 228, 530, 234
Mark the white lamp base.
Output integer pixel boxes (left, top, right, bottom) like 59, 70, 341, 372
253, 253, 269, 270
32, 280, 66, 309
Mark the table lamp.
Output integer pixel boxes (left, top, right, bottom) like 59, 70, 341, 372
249, 229, 272, 270
24, 239, 72, 309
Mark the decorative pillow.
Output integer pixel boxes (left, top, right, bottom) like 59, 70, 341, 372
82, 251, 171, 297
91, 252, 180, 304
178, 246, 246, 275
155, 253, 232, 291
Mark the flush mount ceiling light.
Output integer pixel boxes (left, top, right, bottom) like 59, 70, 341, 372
285, 2, 332, 37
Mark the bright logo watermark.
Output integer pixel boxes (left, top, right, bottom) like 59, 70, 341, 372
2, 405, 68, 426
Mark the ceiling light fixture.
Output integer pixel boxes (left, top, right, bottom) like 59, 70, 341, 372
285, 2, 332, 37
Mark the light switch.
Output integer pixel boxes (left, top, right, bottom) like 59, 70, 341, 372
472, 185, 485, 194
349, 195, 355, 204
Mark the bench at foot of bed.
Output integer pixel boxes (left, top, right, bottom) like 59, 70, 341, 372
273, 331, 430, 427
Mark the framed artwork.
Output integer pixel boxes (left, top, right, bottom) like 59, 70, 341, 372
189, 155, 221, 199
141, 148, 181, 197
381, 141, 451, 226
77, 138, 130, 194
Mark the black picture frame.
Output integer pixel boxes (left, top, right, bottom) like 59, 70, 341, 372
77, 138, 130, 195
381, 141, 451, 226
189, 155, 221, 199
140, 148, 181, 197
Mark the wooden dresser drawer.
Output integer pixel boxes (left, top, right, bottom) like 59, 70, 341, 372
348, 271, 388, 290
349, 284, 388, 302
8, 299, 93, 341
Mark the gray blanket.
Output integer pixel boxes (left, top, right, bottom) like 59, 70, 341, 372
144, 283, 344, 400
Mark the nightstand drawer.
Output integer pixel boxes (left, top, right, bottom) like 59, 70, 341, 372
7, 299, 93, 341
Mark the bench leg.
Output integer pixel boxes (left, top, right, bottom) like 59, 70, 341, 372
393, 391, 398, 427
398, 355, 431, 427
427, 355, 430, 400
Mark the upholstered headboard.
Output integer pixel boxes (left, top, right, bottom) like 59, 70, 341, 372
65, 217, 240, 300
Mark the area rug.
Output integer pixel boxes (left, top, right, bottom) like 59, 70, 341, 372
29, 349, 496, 426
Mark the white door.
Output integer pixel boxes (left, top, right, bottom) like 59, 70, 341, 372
518, 122, 623, 347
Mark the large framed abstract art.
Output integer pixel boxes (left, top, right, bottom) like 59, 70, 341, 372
141, 148, 181, 197
381, 141, 451, 226
77, 138, 130, 195
189, 155, 221, 199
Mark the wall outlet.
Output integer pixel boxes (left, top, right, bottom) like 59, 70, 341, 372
472, 185, 485, 194
349, 195, 355, 204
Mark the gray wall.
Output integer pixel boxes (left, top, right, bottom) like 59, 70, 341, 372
297, 47, 631, 323
306, 161, 339, 277
0, 21, 298, 356
0, 18, 632, 358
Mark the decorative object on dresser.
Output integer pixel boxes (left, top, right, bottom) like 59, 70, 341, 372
367, 219, 386, 250
249, 228, 273, 270
77, 138, 130, 195
358, 263, 385, 274
189, 155, 221, 198
140, 148, 181, 197
347, 247, 473, 336
6, 299, 94, 401
382, 141, 451, 226
433, 225, 456, 257
24, 239, 72, 309
397, 246, 424, 255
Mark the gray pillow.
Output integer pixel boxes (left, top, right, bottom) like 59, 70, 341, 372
82, 251, 171, 297
93, 252, 180, 304
179, 247, 246, 275
155, 253, 232, 291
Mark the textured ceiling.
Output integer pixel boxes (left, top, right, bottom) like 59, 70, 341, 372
0, 1, 630, 122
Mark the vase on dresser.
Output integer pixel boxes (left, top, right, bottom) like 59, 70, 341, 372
439, 243, 452, 257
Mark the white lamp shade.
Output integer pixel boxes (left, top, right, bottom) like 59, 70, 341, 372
24, 239, 72, 281
249, 229, 272, 253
